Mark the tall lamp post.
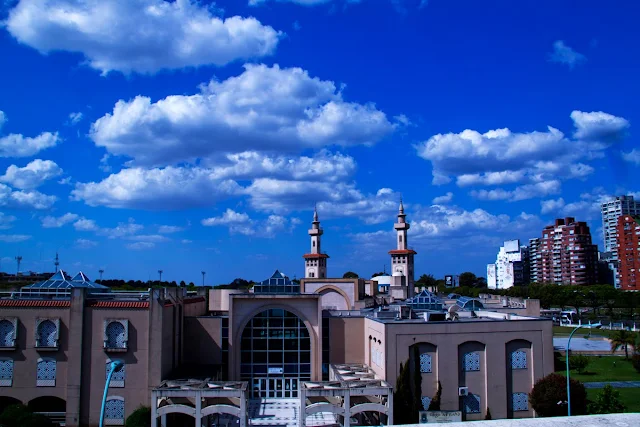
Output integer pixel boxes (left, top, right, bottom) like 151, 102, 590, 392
100, 360, 124, 427
566, 324, 601, 416
201, 271, 206, 287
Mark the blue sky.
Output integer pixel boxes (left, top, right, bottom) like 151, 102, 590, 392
1, 0, 639, 284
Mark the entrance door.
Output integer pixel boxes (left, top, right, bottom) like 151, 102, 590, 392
251, 378, 299, 398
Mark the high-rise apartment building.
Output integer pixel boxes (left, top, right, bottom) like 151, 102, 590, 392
601, 195, 640, 288
538, 217, 599, 286
529, 238, 540, 284
487, 240, 530, 289
616, 215, 640, 290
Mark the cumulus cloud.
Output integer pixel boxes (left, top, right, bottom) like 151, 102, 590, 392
0, 183, 56, 209
89, 64, 396, 165
548, 40, 586, 69
202, 209, 299, 237
74, 218, 99, 231
158, 225, 185, 234
68, 112, 83, 125
540, 198, 566, 215
41, 212, 79, 228
75, 238, 97, 249
0, 213, 17, 230
0, 159, 63, 189
415, 110, 628, 191
470, 180, 561, 202
72, 167, 241, 209
622, 149, 640, 165
0, 132, 60, 158
0, 234, 31, 243
126, 241, 155, 250
0, 111, 5, 130
6, 0, 282, 75
125, 234, 170, 243
432, 192, 453, 204
540, 187, 613, 220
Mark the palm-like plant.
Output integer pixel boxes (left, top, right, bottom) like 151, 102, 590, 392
610, 330, 637, 359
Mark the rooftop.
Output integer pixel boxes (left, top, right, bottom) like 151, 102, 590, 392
21, 270, 109, 293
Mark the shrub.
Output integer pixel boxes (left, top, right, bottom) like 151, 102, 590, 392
569, 355, 590, 374
125, 406, 151, 427
632, 354, 640, 373
588, 385, 625, 414
428, 381, 442, 411
530, 373, 587, 417
0, 404, 53, 427
485, 407, 492, 420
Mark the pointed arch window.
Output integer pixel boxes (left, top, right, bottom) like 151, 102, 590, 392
0, 318, 17, 348
104, 320, 128, 351
35, 318, 60, 349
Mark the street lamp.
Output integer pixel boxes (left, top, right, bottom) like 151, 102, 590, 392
202, 271, 206, 287
100, 360, 124, 427
566, 324, 601, 415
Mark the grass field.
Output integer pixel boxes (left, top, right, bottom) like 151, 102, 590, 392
556, 356, 639, 382
587, 387, 640, 412
553, 325, 613, 337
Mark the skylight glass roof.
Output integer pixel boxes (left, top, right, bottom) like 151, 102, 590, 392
406, 289, 443, 310
22, 271, 109, 292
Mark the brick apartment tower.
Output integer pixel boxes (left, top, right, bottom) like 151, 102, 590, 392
616, 215, 640, 290
538, 217, 599, 285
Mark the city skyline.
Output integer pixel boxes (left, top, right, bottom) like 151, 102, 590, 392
1, 0, 639, 284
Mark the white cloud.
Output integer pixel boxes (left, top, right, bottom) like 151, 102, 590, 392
89, 64, 396, 165
68, 112, 83, 125
126, 241, 155, 250
432, 192, 453, 204
0, 213, 17, 230
202, 209, 298, 237
74, 218, 99, 231
540, 198, 566, 215
6, 0, 282, 75
0, 132, 60, 158
72, 167, 241, 209
548, 40, 586, 69
0, 183, 57, 209
0, 159, 63, 189
41, 212, 79, 228
98, 220, 144, 238
0, 111, 5, 130
0, 234, 31, 242
470, 180, 561, 201
293, 20, 301, 31
181, 239, 192, 244
541, 187, 614, 220
416, 110, 628, 187
622, 149, 640, 165
125, 234, 170, 243
75, 238, 97, 249
158, 225, 185, 234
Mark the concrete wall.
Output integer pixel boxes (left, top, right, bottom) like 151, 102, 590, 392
183, 317, 222, 364
302, 280, 355, 309
209, 289, 249, 312
328, 317, 365, 364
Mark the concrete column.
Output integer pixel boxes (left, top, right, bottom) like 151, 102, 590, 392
299, 386, 306, 427
66, 288, 86, 427
240, 390, 247, 427
151, 392, 157, 427
195, 391, 202, 427
161, 414, 167, 427
387, 391, 393, 426
343, 393, 350, 427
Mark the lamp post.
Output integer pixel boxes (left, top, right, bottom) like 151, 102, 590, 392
565, 325, 580, 416
100, 360, 124, 427
202, 271, 206, 287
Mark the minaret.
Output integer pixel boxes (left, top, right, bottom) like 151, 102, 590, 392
389, 199, 417, 299
303, 206, 329, 279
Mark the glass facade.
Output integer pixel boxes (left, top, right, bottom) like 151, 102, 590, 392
254, 270, 299, 294
241, 309, 311, 398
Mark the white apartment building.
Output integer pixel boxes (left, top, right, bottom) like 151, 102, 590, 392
487, 239, 530, 289
601, 195, 640, 288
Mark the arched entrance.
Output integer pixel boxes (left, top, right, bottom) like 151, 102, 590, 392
240, 308, 311, 398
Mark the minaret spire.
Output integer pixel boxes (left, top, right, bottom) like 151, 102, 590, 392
388, 199, 417, 299
304, 205, 329, 279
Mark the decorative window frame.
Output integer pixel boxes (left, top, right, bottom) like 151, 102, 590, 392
104, 396, 125, 426
0, 317, 18, 350
511, 350, 527, 370
106, 359, 125, 388
103, 319, 129, 352
463, 352, 480, 372
512, 392, 529, 412
35, 318, 60, 350
419, 353, 432, 373
0, 357, 14, 387
36, 357, 56, 387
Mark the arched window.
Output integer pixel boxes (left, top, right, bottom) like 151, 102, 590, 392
463, 352, 480, 371
0, 359, 14, 387
0, 319, 16, 348
106, 360, 125, 388
419, 353, 432, 373
104, 397, 125, 425
36, 319, 59, 348
37, 358, 56, 387
104, 320, 128, 350
511, 350, 527, 369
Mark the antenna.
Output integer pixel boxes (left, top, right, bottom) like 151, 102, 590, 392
158, 270, 163, 283
99, 269, 104, 281
15, 256, 22, 276
54, 252, 60, 272
201, 271, 206, 287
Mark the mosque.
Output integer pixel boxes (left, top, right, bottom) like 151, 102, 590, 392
0, 204, 553, 426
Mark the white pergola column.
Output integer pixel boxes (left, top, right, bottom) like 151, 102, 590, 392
195, 391, 202, 427
343, 393, 350, 427
151, 392, 158, 427
160, 415, 167, 427
240, 391, 247, 427
299, 386, 306, 427
387, 392, 393, 426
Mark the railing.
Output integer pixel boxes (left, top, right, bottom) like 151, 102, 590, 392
34, 412, 65, 426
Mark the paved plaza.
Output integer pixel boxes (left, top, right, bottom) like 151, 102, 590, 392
247, 399, 338, 427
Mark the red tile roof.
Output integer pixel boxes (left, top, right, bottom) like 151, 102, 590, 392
87, 301, 149, 309
302, 253, 330, 259
388, 249, 417, 255
0, 300, 71, 308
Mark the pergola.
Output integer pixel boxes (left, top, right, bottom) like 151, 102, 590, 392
151, 380, 248, 427
300, 364, 393, 427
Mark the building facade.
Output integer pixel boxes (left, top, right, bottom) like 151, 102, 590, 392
537, 218, 599, 286
0, 204, 554, 426
487, 240, 530, 289
528, 238, 540, 284
616, 215, 640, 291
601, 195, 640, 288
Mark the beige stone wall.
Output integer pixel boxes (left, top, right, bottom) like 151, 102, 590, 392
183, 317, 222, 364
328, 317, 365, 364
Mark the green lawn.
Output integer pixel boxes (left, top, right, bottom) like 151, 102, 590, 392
587, 387, 640, 413
557, 356, 639, 382
553, 325, 613, 337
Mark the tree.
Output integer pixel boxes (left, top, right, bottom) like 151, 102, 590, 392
588, 385, 625, 414
569, 355, 590, 374
427, 381, 442, 411
416, 274, 438, 289
530, 373, 587, 417
343, 271, 359, 279
393, 361, 413, 425
125, 406, 151, 427
610, 330, 636, 359
0, 404, 54, 427
458, 272, 477, 288
179, 280, 186, 287
631, 354, 640, 373
485, 407, 492, 420
372, 271, 386, 278
412, 346, 423, 419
